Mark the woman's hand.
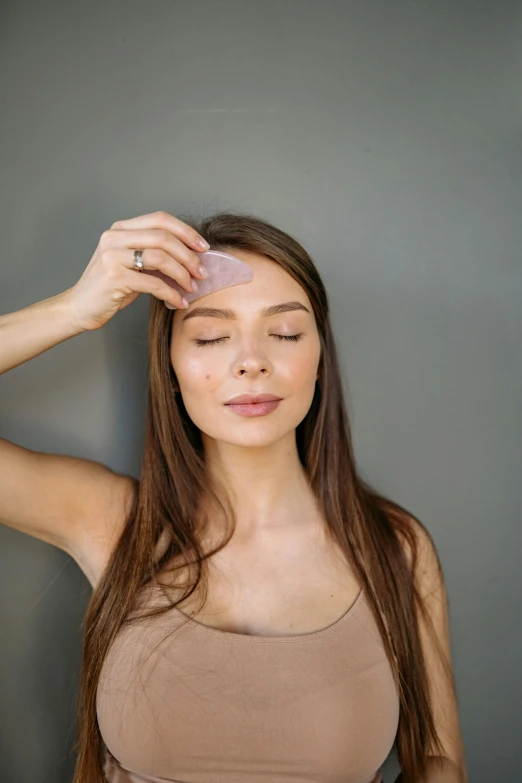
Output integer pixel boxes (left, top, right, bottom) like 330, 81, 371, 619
64, 211, 210, 331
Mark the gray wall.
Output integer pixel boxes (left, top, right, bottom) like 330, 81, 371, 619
1, 1, 520, 781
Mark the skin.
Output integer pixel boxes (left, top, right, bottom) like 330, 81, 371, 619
169, 249, 324, 547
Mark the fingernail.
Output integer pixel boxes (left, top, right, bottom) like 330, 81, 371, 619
196, 237, 210, 250
198, 264, 209, 278
191, 279, 199, 292
181, 297, 189, 308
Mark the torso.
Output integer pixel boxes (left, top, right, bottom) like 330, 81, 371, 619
76, 491, 362, 638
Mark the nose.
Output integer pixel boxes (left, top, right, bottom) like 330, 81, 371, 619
233, 338, 272, 380
235, 359, 270, 379
237, 365, 269, 378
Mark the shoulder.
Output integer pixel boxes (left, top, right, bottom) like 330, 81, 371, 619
401, 513, 445, 601
381, 501, 446, 602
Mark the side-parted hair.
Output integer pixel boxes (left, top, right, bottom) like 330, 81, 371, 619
72, 210, 455, 783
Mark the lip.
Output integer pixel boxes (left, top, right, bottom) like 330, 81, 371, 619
224, 392, 282, 405
225, 398, 282, 417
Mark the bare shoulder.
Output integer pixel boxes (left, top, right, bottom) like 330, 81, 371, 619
384, 501, 445, 599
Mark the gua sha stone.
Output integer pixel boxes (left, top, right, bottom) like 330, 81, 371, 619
140, 249, 254, 309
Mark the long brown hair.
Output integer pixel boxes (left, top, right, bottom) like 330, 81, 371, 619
72, 210, 455, 783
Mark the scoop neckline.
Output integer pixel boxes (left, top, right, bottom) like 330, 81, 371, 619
169, 587, 365, 643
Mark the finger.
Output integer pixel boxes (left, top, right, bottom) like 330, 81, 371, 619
100, 227, 206, 280
105, 247, 195, 293
118, 267, 189, 309
110, 210, 209, 254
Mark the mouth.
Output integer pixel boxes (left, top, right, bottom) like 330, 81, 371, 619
224, 393, 282, 405
224, 397, 283, 417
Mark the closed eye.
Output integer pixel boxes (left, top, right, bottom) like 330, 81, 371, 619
194, 334, 303, 347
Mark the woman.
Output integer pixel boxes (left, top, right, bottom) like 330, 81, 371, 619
0, 210, 467, 783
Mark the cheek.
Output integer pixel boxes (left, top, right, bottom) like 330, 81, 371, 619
285, 348, 319, 385
182, 354, 222, 393
293, 356, 316, 379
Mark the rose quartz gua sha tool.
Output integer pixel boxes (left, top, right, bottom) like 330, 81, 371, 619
140, 249, 254, 308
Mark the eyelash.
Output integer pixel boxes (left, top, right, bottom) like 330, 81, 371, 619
195, 334, 304, 347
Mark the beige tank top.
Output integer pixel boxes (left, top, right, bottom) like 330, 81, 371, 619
97, 585, 400, 783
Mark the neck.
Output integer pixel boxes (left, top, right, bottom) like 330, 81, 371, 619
200, 432, 323, 541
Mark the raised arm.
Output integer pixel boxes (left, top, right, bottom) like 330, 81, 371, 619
0, 288, 84, 375
0, 210, 209, 582
0, 437, 135, 585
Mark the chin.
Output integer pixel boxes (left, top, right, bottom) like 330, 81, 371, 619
206, 427, 287, 447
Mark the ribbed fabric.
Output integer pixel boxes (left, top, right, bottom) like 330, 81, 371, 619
97, 585, 399, 783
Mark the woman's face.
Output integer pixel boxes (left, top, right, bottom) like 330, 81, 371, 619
169, 250, 321, 449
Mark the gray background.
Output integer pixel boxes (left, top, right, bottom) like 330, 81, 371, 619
0, 1, 520, 781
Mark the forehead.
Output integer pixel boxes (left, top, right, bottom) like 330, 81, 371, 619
218, 249, 302, 294
173, 250, 312, 320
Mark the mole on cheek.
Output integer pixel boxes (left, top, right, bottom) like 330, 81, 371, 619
205, 374, 210, 380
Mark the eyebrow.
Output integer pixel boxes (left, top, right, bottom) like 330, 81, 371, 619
181, 300, 311, 321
